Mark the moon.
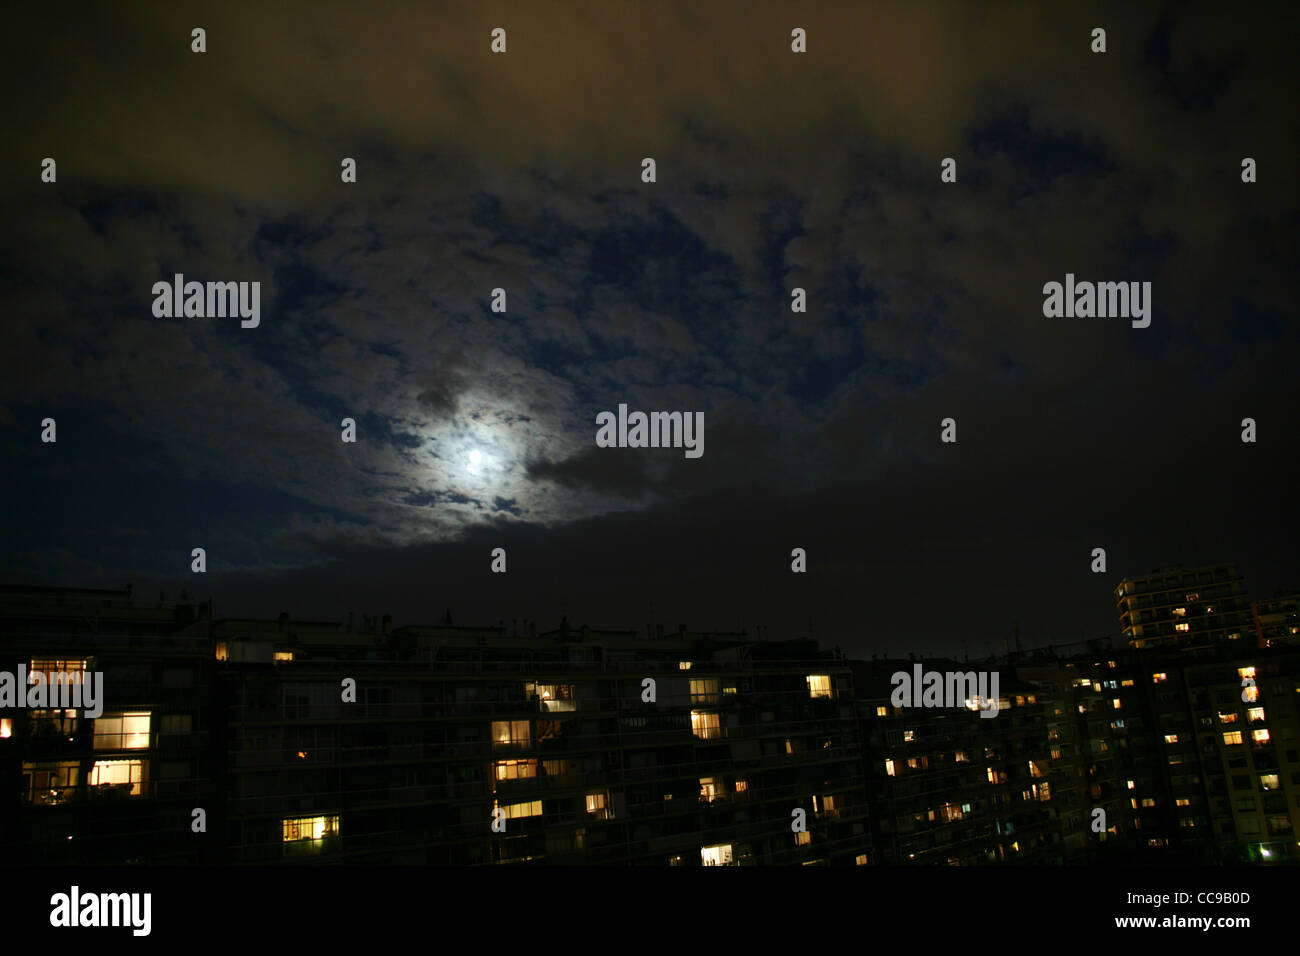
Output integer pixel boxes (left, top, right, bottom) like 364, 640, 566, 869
469, 449, 483, 466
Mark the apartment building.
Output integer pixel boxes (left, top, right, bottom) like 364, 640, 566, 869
0, 585, 215, 864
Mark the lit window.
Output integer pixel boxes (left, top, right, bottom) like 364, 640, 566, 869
497, 799, 543, 819
734, 778, 748, 793
856, 854, 868, 865
586, 790, 611, 816
690, 711, 721, 740
274, 651, 294, 662
89, 758, 147, 796
1112, 699, 1122, 710
940, 802, 965, 822
0, 719, 10, 739
21, 761, 80, 805
1186, 592, 1199, 602
27, 660, 89, 695
1172, 608, 1186, 617
903, 730, 915, 743
690, 679, 721, 704
1141, 798, 1156, 807
678, 661, 692, 671
806, 675, 832, 699
214, 642, 229, 661
876, 705, 888, 716
1121, 679, 1135, 687
1247, 707, 1265, 722
494, 759, 537, 781
1164, 734, 1179, 744
282, 814, 339, 842
954, 750, 968, 763
93, 712, 151, 750
526, 683, 577, 711
1152, 673, 1168, 683
1223, 731, 1244, 746
794, 831, 811, 846
698, 778, 720, 803
492, 720, 530, 747
1252, 729, 1270, 744
885, 759, 896, 777
1260, 774, 1279, 790
700, 843, 733, 866
1238, 666, 1256, 679
1126, 780, 1135, 790
1175, 623, 1190, 632
1219, 712, 1238, 724
1176, 798, 1191, 807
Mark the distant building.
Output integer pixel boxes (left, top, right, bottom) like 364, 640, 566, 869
2, 586, 869, 865
852, 659, 1061, 864
4, 577, 1298, 865
1253, 591, 1300, 649
0, 585, 216, 864
1115, 564, 1253, 650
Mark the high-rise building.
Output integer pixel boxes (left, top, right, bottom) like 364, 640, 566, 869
1253, 591, 1300, 649
1115, 564, 1253, 650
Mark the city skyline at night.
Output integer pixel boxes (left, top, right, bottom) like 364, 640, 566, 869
1, 5, 1296, 940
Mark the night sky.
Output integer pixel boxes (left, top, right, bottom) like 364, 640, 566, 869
2, 3, 1296, 657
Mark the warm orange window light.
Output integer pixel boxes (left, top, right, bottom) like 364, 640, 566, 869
700, 844, 733, 866
28, 660, 88, 684
93, 712, 151, 750
690, 711, 721, 739
494, 759, 537, 781
495, 799, 542, 819
89, 759, 146, 796
492, 720, 530, 746
282, 814, 339, 842
806, 675, 832, 699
